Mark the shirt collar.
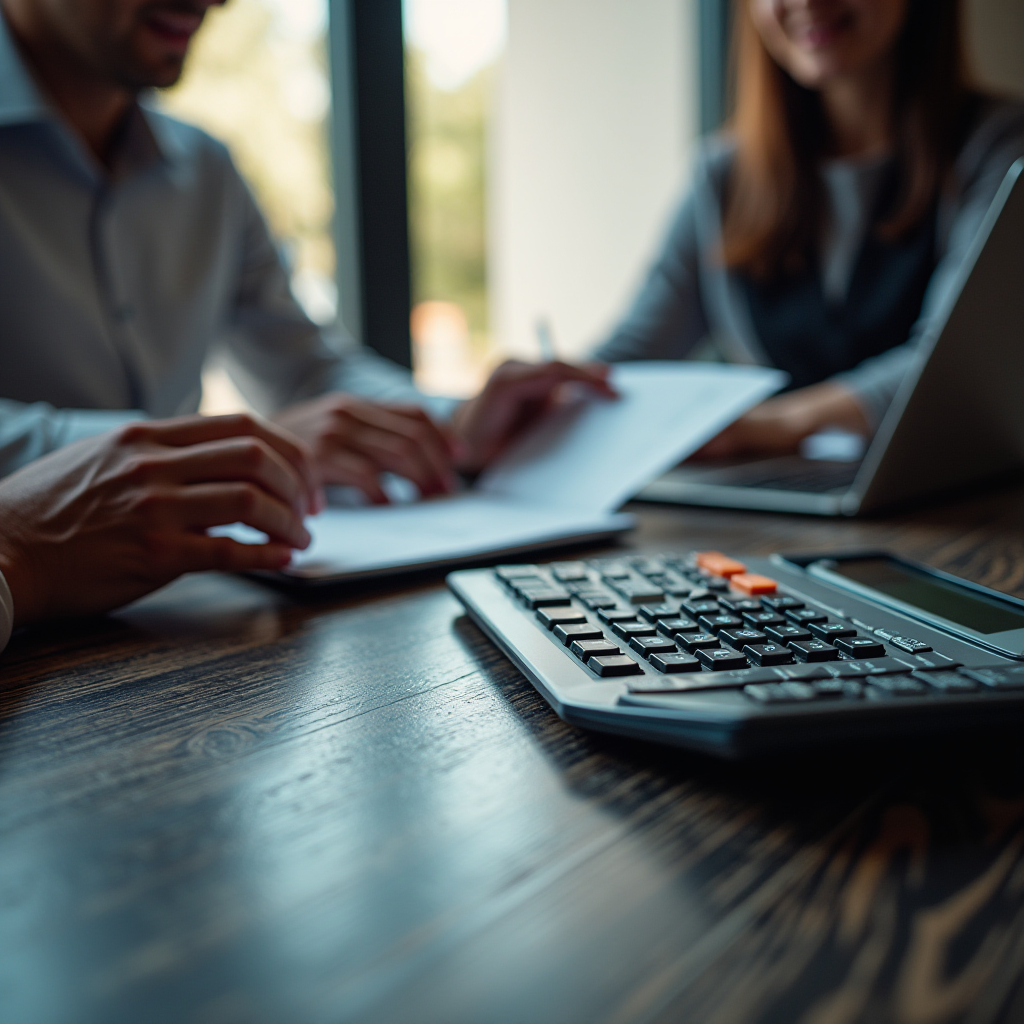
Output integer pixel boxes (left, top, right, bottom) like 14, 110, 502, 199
0, 10, 50, 126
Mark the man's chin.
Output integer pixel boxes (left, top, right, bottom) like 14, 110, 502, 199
119, 54, 187, 91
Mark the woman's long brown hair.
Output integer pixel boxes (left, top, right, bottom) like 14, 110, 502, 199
721, 0, 970, 279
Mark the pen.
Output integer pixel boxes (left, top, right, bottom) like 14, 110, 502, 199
535, 317, 556, 362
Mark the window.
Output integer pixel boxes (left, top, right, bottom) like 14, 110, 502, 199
405, 0, 700, 395
164, 0, 702, 409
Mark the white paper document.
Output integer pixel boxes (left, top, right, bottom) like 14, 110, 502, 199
229, 362, 784, 580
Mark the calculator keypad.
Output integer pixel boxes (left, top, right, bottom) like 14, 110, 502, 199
495, 554, 1004, 701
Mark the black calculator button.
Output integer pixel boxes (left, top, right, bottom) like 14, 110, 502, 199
720, 628, 768, 649
742, 611, 787, 629
866, 675, 928, 697
648, 652, 702, 674
786, 608, 828, 626
896, 652, 962, 672
697, 648, 749, 671
496, 564, 541, 579
765, 624, 812, 643
614, 583, 666, 604
814, 679, 863, 699
589, 655, 643, 677
651, 671, 757, 691
611, 621, 658, 640
629, 636, 678, 658
655, 617, 700, 636
698, 613, 744, 635
744, 682, 816, 703
599, 607, 646, 624
579, 594, 621, 610
743, 643, 795, 667
536, 608, 588, 630
625, 674, 696, 693
598, 564, 632, 580
789, 640, 840, 662
808, 621, 857, 641
682, 599, 720, 617
780, 664, 832, 681
713, 667, 787, 685
887, 635, 933, 654
760, 594, 804, 612
827, 660, 877, 678
570, 639, 620, 661
831, 657, 906, 676
833, 637, 887, 658
959, 665, 1024, 689
553, 623, 605, 646
677, 632, 720, 652
521, 591, 573, 609
550, 561, 590, 582
718, 597, 762, 614
916, 670, 978, 693
637, 603, 678, 622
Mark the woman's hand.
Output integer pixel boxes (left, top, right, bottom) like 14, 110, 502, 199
453, 360, 617, 474
692, 381, 870, 460
273, 395, 458, 503
0, 414, 321, 626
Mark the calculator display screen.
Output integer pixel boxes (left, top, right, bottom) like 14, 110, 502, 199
831, 558, 1024, 635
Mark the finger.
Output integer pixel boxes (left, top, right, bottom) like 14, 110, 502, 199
335, 405, 456, 493
496, 361, 617, 402
334, 421, 453, 497
317, 450, 389, 504
140, 413, 322, 515
177, 534, 295, 575
165, 482, 312, 548
166, 437, 310, 516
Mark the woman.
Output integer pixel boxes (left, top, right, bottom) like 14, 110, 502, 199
597, 0, 1024, 458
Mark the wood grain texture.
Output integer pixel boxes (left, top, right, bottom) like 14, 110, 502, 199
2, 482, 1024, 1024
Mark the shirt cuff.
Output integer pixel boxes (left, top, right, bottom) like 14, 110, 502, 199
0, 569, 12, 654
55, 409, 147, 447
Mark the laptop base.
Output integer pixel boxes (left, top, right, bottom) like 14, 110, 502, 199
636, 456, 857, 516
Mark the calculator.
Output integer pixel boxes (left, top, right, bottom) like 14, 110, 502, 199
446, 550, 1024, 757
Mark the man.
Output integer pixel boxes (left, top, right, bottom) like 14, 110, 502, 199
0, 0, 610, 496
0, 413, 321, 653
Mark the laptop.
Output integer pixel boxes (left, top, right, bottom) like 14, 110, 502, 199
636, 157, 1024, 516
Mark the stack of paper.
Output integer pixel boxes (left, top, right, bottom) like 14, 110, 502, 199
229, 362, 785, 581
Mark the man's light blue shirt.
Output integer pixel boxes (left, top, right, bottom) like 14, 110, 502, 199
0, 13, 427, 475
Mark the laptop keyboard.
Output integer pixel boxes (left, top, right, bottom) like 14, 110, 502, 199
489, 553, 1023, 705
708, 460, 861, 494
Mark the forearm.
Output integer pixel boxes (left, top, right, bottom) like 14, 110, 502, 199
0, 399, 145, 477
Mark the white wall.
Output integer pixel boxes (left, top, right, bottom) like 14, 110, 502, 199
490, 0, 698, 360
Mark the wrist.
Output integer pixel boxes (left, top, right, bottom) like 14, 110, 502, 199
0, 541, 42, 628
800, 383, 870, 436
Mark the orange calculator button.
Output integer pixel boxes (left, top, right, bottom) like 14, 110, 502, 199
730, 573, 778, 595
695, 551, 747, 577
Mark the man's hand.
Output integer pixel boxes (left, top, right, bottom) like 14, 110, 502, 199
691, 382, 870, 460
453, 360, 617, 474
0, 414, 321, 626
273, 395, 458, 503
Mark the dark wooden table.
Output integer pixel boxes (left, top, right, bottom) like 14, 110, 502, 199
3, 486, 1024, 1024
